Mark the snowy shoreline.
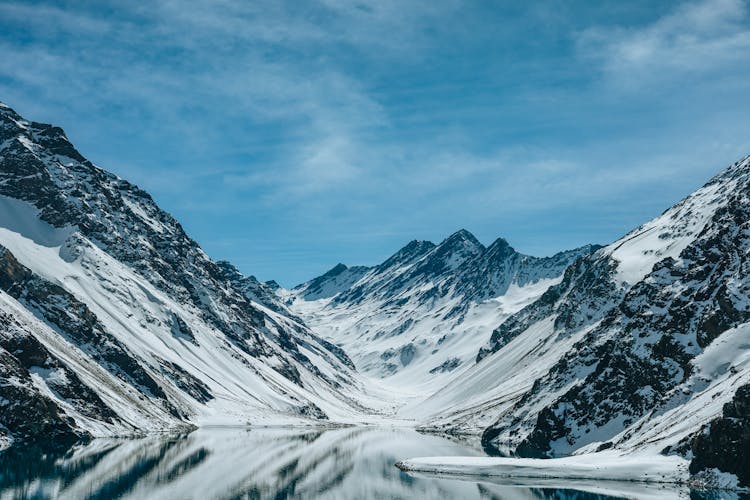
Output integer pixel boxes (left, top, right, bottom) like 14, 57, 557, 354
396, 452, 688, 484
395, 452, 748, 492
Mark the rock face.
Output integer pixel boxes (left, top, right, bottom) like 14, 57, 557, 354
216, 260, 296, 316
287, 227, 597, 386
474, 155, 750, 472
690, 383, 750, 487
0, 333, 82, 448
0, 246, 177, 414
0, 102, 367, 447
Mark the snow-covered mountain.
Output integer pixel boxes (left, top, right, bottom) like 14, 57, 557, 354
0, 103, 378, 448
286, 230, 598, 389
405, 155, 750, 487
2, 100, 749, 489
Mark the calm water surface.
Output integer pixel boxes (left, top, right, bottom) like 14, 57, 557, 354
0, 427, 744, 499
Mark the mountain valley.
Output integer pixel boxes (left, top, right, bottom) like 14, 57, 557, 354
0, 102, 748, 489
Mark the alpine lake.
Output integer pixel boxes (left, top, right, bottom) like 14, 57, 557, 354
0, 427, 744, 499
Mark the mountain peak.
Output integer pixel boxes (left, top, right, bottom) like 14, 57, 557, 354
443, 229, 481, 247
485, 236, 515, 256
376, 239, 436, 272
403, 239, 436, 253
0, 104, 84, 164
410, 229, 485, 277
0, 101, 17, 116
708, 154, 750, 185
435, 229, 484, 255
0, 104, 27, 135
322, 263, 349, 277
294, 262, 371, 300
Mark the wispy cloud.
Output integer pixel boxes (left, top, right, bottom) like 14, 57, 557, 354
578, 0, 750, 87
0, 2, 110, 34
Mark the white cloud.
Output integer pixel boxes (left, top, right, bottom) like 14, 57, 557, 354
578, 0, 750, 86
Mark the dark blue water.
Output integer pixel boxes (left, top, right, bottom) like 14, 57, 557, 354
0, 427, 743, 499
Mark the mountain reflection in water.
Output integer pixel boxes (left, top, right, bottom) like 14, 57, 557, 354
0, 427, 740, 499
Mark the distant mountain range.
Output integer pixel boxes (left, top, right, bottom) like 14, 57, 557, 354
287, 229, 597, 385
0, 102, 747, 488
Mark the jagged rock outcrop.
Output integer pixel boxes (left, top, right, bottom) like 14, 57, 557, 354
690, 383, 750, 487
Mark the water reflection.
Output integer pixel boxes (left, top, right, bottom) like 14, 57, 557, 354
0, 427, 744, 499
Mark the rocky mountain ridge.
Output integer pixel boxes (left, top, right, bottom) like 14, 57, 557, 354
0, 102, 372, 447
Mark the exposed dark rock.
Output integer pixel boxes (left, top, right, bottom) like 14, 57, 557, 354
169, 313, 197, 344
317, 338, 356, 371
155, 356, 214, 404
0, 321, 119, 424
429, 357, 461, 374
399, 344, 416, 367
690, 383, 750, 487
0, 345, 84, 447
295, 402, 328, 420
0, 245, 173, 407
294, 263, 371, 301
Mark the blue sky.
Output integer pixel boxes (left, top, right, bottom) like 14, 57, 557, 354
1, 0, 750, 286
